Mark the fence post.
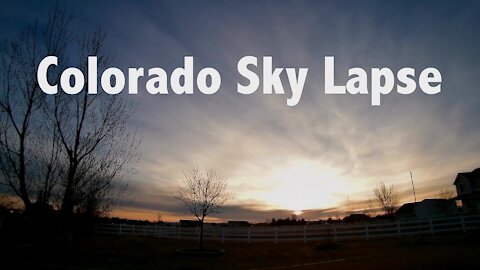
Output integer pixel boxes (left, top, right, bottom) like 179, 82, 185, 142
365, 223, 369, 240
333, 226, 337, 242
196, 227, 200, 242
144, 225, 148, 237
429, 218, 434, 235
396, 220, 401, 237
274, 227, 278, 244
177, 226, 181, 240
461, 216, 466, 232
303, 225, 307, 243
247, 227, 251, 243
222, 227, 225, 243
118, 223, 123, 236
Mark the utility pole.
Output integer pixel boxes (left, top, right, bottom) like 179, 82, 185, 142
410, 171, 417, 203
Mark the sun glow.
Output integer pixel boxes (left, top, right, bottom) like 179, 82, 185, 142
259, 160, 354, 212
293, 210, 303, 216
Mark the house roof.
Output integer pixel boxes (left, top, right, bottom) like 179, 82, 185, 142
453, 191, 480, 200
396, 202, 415, 215
453, 168, 480, 185
396, 199, 453, 216
342, 213, 371, 223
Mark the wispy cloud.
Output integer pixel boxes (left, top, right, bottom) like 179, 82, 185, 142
2, 0, 480, 221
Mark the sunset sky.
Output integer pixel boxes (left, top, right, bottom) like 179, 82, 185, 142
2, 0, 480, 222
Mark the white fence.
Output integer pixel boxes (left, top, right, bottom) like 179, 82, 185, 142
96, 215, 480, 243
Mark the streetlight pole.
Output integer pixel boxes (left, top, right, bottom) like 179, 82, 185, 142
410, 171, 417, 203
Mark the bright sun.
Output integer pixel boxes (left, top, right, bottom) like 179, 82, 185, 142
259, 160, 354, 212
293, 210, 303, 216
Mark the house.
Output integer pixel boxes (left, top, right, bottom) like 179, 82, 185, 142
179, 220, 201, 227
227, 220, 250, 227
396, 199, 458, 220
343, 213, 371, 223
453, 168, 480, 214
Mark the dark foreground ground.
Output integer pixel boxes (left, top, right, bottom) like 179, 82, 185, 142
2, 232, 480, 270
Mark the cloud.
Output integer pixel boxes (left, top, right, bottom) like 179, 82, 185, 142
2, 1, 480, 221
105, 0, 480, 221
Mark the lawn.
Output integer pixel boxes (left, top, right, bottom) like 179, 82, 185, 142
3, 232, 480, 270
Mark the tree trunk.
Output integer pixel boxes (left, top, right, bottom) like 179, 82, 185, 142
18, 137, 31, 213
61, 161, 77, 215
199, 218, 204, 251
60, 163, 77, 246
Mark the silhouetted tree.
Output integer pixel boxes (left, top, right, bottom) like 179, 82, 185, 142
175, 168, 230, 251
269, 216, 306, 226
0, 3, 71, 212
437, 189, 454, 200
1, 4, 139, 234
0, 193, 15, 210
49, 35, 138, 220
373, 182, 399, 216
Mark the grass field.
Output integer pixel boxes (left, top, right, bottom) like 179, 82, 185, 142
3, 232, 480, 270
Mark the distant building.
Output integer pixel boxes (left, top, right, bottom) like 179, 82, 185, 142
396, 199, 458, 220
178, 220, 221, 227
453, 168, 480, 214
342, 214, 371, 223
227, 220, 250, 227
179, 220, 201, 227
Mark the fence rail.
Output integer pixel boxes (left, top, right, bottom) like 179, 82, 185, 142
96, 215, 480, 243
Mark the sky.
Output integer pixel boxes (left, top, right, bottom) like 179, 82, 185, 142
1, 0, 480, 222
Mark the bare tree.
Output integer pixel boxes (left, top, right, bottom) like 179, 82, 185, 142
0, 3, 71, 212
437, 189, 455, 200
373, 182, 399, 216
0, 193, 15, 210
175, 168, 230, 251
1, 4, 139, 226
46, 28, 138, 220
